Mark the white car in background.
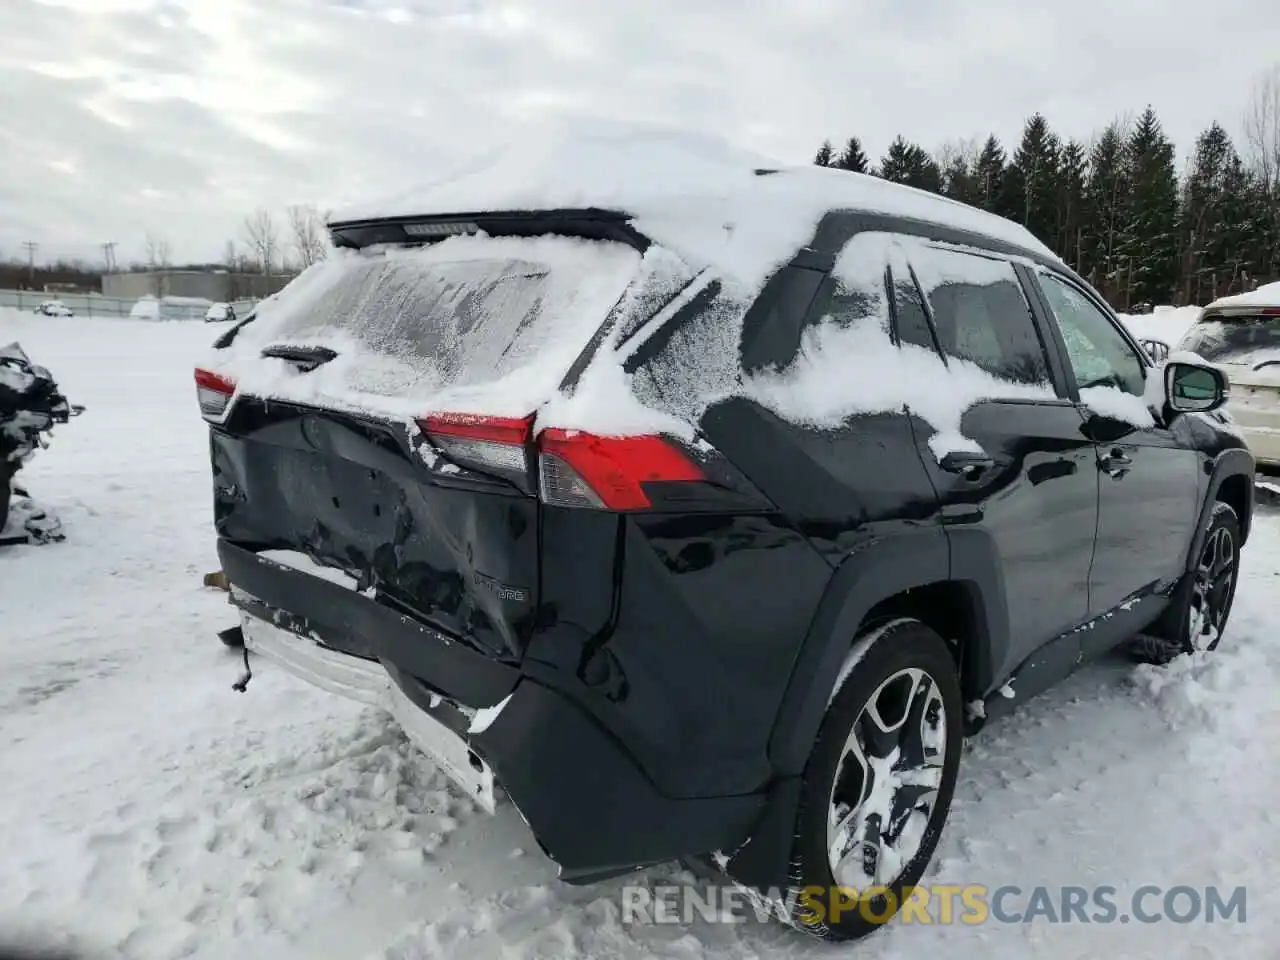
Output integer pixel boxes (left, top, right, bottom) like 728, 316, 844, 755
1177, 283, 1280, 468
129, 295, 214, 322
204, 302, 237, 323
35, 300, 74, 317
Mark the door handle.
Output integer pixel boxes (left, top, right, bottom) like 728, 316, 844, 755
1100, 448, 1132, 479
939, 450, 995, 478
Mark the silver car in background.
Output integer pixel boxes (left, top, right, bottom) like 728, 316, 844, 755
1178, 288, 1280, 468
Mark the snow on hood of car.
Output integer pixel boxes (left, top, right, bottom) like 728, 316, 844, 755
338, 121, 1057, 297
1205, 280, 1280, 312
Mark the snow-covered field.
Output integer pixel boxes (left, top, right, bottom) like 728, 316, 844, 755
2, 310, 1279, 959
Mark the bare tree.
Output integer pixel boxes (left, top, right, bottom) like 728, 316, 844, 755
286, 204, 330, 269
144, 232, 172, 296
242, 209, 279, 275
1244, 65, 1280, 197
1244, 65, 1280, 276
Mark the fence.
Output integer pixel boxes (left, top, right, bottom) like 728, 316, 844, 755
0, 289, 260, 320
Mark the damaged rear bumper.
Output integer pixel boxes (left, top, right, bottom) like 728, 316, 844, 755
240, 611, 499, 813
219, 539, 766, 882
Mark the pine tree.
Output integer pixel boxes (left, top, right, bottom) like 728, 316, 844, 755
973, 135, 1007, 214
1006, 114, 1061, 246
1181, 122, 1237, 302
814, 140, 834, 167
1057, 140, 1088, 273
1124, 107, 1180, 306
879, 137, 943, 193
1083, 122, 1131, 301
834, 136, 870, 173
1217, 158, 1258, 297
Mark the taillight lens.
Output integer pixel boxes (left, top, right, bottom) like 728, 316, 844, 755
537, 429, 704, 510
195, 368, 236, 421
419, 411, 705, 510
419, 412, 534, 480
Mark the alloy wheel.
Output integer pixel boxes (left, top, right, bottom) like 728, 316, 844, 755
1187, 524, 1235, 652
827, 667, 948, 890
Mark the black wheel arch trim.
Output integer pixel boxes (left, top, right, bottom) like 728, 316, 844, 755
1188, 450, 1254, 568
766, 526, 1008, 778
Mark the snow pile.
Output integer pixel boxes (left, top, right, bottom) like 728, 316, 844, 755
1116, 305, 1201, 347
1206, 280, 1280, 311
1079, 385, 1156, 429
341, 120, 1057, 294
1, 493, 64, 544
747, 318, 1053, 458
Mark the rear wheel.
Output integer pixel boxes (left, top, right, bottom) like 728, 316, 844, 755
1130, 502, 1240, 665
787, 618, 962, 941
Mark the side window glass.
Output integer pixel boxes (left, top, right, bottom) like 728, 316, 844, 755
911, 247, 1052, 387
809, 231, 892, 335
1036, 274, 1145, 397
888, 245, 935, 351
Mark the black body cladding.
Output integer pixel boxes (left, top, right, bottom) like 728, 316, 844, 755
210, 204, 1254, 892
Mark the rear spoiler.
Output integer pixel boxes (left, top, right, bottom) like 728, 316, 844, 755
327, 208, 652, 252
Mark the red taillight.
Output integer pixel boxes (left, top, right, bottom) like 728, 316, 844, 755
537, 429, 704, 510
419, 412, 534, 479
418, 411, 705, 510
195, 368, 236, 421
1260, 308, 1280, 316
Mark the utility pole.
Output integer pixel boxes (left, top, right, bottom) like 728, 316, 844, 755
22, 241, 38, 288
101, 241, 117, 274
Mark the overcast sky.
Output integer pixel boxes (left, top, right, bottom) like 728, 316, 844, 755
3, 0, 1279, 266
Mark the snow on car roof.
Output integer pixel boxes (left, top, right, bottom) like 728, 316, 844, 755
1205, 280, 1280, 312
338, 122, 1057, 294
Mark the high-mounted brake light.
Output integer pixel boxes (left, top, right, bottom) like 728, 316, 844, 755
403, 221, 480, 238
419, 412, 533, 479
538, 430, 704, 510
195, 368, 236, 421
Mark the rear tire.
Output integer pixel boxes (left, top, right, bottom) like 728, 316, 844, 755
1130, 502, 1240, 665
787, 618, 962, 941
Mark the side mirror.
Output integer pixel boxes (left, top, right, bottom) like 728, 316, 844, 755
1165, 361, 1228, 414
1140, 338, 1170, 363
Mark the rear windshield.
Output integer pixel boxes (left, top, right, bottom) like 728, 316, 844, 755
221, 235, 647, 411
269, 256, 556, 382
1179, 315, 1280, 362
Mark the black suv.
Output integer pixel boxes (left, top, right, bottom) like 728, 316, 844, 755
200, 172, 1253, 941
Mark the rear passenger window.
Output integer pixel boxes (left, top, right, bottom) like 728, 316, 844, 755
910, 248, 1052, 387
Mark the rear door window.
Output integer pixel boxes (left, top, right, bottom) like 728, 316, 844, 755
910, 247, 1052, 387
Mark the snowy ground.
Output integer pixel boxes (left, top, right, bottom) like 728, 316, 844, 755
1, 311, 1278, 959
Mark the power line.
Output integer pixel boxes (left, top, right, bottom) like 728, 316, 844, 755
101, 241, 118, 273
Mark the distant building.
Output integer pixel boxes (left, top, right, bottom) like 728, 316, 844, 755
102, 269, 294, 302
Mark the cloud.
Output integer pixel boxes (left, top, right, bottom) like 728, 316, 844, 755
2, 0, 1279, 264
